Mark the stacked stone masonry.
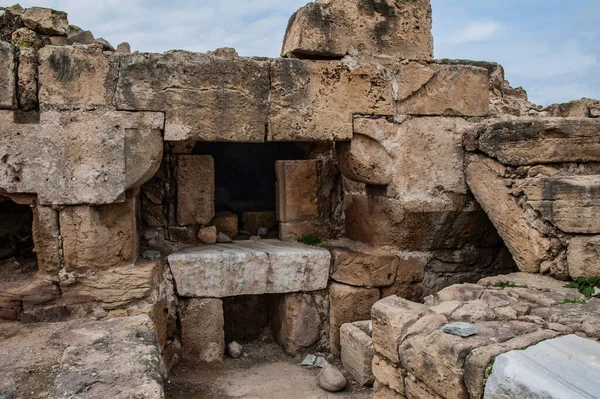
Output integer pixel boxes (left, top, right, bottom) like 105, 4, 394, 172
0, 1, 599, 398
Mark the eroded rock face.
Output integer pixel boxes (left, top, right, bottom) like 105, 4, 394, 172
180, 298, 225, 363
116, 51, 270, 142
282, 0, 433, 60
270, 292, 322, 354
0, 42, 16, 109
22, 7, 68, 36
0, 110, 163, 206
336, 133, 394, 185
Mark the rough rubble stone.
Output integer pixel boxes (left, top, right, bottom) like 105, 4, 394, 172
466, 157, 553, 273
0, 7, 25, 44
67, 29, 95, 45
168, 240, 331, 297
0, 110, 163, 206
11, 27, 42, 49
95, 37, 114, 51
329, 283, 380, 356
484, 335, 600, 399
242, 211, 277, 236
38, 45, 118, 110
198, 226, 218, 244
522, 176, 600, 234
318, 365, 347, 392
0, 41, 16, 109
180, 298, 225, 363
330, 247, 398, 288
17, 47, 38, 111
176, 155, 215, 226
282, 0, 433, 60
372, 353, 405, 394
340, 321, 374, 386
217, 232, 233, 243
227, 341, 243, 358
31, 205, 60, 275
212, 211, 239, 239
60, 199, 138, 272
567, 236, 600, 279
116, 42, 131, 54
477, 118, 600, 165
276, 160, 319, 222
116, 51, 270, 142
269, 292, 321, 354
22, 7, 68, 36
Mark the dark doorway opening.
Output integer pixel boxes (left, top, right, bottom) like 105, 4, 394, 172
0, 197, 37, 280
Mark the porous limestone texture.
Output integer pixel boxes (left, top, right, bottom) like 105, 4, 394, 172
0, 41, 16, 109
484, 335, 600, 399
0, 110, 163, 206
340, 320, 374, 386
282, 0, 433, 60
168, 240, 331, 297
370, 272, 600, 399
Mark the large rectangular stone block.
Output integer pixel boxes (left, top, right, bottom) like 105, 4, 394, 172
329, 283, 380, 356
340, 321, 374, 386
276, 160, 319, 223
0, 110, 163, 206
269, 59, 392, 141
567, 236, 600, 279
60, 198, 138, 272
0, 42, 16, 109
180, 298, 225, 363
176, 155, 215, 226
331, 247, 398, 288
38, 45, 118, 110
168, 240, 331, 298
116, 51, 269, 142
477, 118, 600, 165
269, 292, 322, 354
32, 205, 60, 275
522, 176, 600, 234
281, 0, 433, 60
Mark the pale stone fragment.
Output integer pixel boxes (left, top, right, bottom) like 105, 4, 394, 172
340, 321, 374, 386
180, 298, 224, 363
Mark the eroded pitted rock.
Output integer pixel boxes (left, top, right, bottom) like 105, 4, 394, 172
21, 7, 68, 35
282, 0, 433, 60
0, 41, 16, 109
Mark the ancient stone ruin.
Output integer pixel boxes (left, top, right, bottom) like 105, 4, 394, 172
1, 1, 600, 398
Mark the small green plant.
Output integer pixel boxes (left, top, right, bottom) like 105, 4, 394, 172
485, 356, 497, 377
562, 298, 587, 305
565, 276, 600, 297
490, 281, 527, 289
298, 234, 322, 246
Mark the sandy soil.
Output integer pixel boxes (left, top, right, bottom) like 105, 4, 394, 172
165, 340, 373, 399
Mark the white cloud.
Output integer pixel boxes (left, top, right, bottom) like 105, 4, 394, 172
443, 21, 502, 45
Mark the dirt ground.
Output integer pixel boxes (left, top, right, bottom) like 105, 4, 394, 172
165, 340, 373, 399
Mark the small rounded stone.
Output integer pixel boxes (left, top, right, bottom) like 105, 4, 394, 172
318, 365, 346, 392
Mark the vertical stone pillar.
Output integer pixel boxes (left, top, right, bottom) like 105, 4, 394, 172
180, 298, 225, 363
176, 155, 215, 226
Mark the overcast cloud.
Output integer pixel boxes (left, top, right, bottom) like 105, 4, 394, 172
15, 0, 600, 105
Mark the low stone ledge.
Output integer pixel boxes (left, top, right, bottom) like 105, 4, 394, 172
168, 239, 331, 298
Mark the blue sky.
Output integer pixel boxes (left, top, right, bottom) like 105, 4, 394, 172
14, 0, 600, 105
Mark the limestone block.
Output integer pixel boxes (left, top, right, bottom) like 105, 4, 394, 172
281, 0, 433, 60
344, 194, 496, 250
242, 211, 277, 235
54, 315, 164, 399
269, 59, 392, 141
405, 377, 443, 399
331, 247, 398, 288
371, 296, 428, 364
168, 240, 331, 297
270, 292, 321, 354
278, 221, 324, 241
336, 133, 394, 185
22, 7, 68, 35
0, 110, 163, 206
330, 283, 380, 356
17, 47, 37, 111
198, 226, 217, 244
276, 160, 319, 222
116, 51, 269, 142
59, 259, 162, 310
180, 298, 225, 363
11, 27, 42, 49
60, 199, 138, 272
340, 321, 374, 386
0, 42, 16, 109
477, 118, 600, 165
395, 64, 489, 117
381, 283, 424, 303
353, 116, 471, 201
374, 381, 408, 399
395, 252, 428, 283
125, 126, 164, 189
466, 157, 554, 273
567, 236, 600, 279
373, 354, 405, 394
176, 155, 215, 226
484, 335, 600, 399
31, 205, 60, 275
38, 45, 118, 110
522, 176, 600, 233
212, 211, 238, 239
